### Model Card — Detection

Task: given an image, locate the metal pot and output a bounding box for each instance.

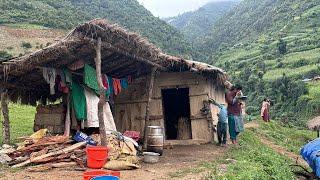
[143,152,160,164]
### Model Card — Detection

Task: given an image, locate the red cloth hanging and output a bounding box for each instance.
[112,78,121,95]
[102,74,109,90]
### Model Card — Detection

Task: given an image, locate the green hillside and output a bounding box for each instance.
[0,0,193,58]
[164,1,238,44]
[208,0,320,125]
[202,0,320,53]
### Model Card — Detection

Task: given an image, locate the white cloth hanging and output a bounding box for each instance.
[42,67,56,95]
[84,89,117,131]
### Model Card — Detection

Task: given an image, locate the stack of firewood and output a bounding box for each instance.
[6,135,87,171]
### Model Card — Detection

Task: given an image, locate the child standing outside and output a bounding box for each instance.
[209,99,228,147]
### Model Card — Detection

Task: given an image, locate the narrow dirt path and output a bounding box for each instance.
[245,121,308,168]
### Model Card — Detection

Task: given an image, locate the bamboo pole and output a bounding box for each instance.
[94,37,108,146]
[1,91,10,144]
[143,67,157,149]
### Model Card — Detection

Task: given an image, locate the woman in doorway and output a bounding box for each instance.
[261,98,271,122]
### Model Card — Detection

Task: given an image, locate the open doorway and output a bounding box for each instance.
[162,88,192,140]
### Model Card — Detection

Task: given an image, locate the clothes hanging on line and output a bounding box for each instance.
[71,81,87,121]
[112,78,121,95]
[83,88,117,131]
[84,88,99,127]
[84,64,100,93]
[120,78,129,89]
[63,68,72,84]
[43,67,56,95]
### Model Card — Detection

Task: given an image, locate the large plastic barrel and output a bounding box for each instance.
[147,126,164,155]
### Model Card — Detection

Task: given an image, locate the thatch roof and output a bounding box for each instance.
[0,19,227,105]
[307,116,320,130]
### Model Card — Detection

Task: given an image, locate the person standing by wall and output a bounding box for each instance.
[225,85,244,144]
[209,99,228,147]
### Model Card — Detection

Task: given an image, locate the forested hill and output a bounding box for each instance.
[164,1,238,43]
[0,0,193,58]
[202,0,320,53]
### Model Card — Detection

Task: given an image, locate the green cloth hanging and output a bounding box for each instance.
[84,64,99,93]
[71,81,87,121]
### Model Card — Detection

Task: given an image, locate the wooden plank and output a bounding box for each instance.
[191,118,211,142]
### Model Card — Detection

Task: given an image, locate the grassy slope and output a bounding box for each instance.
[0,104,36,144]
[0,0,193,58]
[0,25,64,57]
[170,120,314,179]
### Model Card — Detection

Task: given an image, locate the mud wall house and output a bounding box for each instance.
[0,19,227,144]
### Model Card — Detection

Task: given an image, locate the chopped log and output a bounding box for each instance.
[95,37,108,147]
[12,141,86,168]
[143,67,157,149]
[1,91,10,144]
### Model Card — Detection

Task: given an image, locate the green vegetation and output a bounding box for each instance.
[169,125,300,179]
[0,0,194,58]
[0,51,12,61]
[21,41,32,49]
[254,121,315,154]
[207,130,295,179]
[199,0,320,125]
[164,1,238,45]
[0,104,36,144]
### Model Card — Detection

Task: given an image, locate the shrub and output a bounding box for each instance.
[21,41,32,49]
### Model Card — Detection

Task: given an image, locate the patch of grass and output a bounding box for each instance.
[169,126,297,179]
[3,23,47,29]
[254,121,315,154]
[205,130,295,180]
[0,104,36,144]
[263,64,320,81]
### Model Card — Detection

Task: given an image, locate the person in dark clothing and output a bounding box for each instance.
[225,85,244,144]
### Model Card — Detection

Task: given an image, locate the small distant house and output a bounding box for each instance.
[0,19,227,144]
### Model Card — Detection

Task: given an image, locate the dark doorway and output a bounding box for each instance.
[162,88,192,140]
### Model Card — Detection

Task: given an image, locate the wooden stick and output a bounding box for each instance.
[12,141,86,168]
[143,67,157,149]
[95,37,108,147]
[64,93,71,136]
[1,91,10,144]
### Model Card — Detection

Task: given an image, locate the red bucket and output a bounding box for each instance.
[86,146,108,169]
[83,170,120,180]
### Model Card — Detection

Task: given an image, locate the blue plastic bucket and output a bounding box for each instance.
[91,175,119,180]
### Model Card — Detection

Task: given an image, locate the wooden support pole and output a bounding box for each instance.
[63,93,71,137]
[1,91,10,144]
[95,37,108,147]
[143,67,157,149]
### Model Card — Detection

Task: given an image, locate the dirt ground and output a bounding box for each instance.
[1,144,226,180]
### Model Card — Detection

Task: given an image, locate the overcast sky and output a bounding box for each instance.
[137,0,228,18]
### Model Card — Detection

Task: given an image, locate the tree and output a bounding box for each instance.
[277,39,287,55]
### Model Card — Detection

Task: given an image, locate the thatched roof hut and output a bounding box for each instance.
[0,19,226,106]
[308,116,320,131]
[0,19,228,144]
